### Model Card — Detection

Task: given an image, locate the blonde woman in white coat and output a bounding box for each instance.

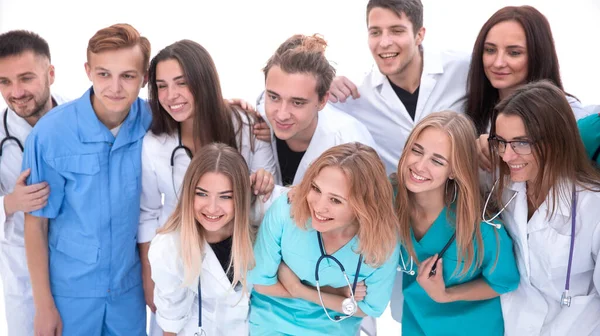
[487,81,600,335]
[149,143,284,336]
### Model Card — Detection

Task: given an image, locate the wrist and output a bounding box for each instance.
[34,294,56,311]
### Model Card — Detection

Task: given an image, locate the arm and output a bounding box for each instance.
[149,235,195,334]
[445,278,500,301]
[25,213,62,334]
[139,242,155,312]
[253,283,292,298]
[138,140,162,244]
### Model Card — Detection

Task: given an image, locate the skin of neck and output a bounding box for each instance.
[410,187,445,231]
[25,96,56,127]
[91,94,130,130]
[180,117,196,152]
[387,47,423,94]
[321,221,359,245]
[204,221,234,244]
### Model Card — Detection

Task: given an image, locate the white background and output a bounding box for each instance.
[0,0,599,334]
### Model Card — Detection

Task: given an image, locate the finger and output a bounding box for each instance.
[23,181,49,195]
[253,170,266,195]
[16,169,32,185]
[330,88,347,103]
[56,320,63,336]
[30,184,51,200]
[328,93,339,103]
[434,258,443,279]
[342,78,360,99]
[339,86,352,100]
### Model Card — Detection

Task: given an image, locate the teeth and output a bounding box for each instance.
[170,103,184,110]
[315,213,331,221]
[509,164,526,169]
[410,170,427,181]
[204,214,221,220]
[380,53,399,59]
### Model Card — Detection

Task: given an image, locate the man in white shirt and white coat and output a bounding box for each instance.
[0,30,67,336]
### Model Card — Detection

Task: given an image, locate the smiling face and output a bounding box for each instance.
[0,51,54,122]
[264,65,324,143]
[193,172,235,237]
[155,58,194,123]
[483,20,528,98]
[403,127,453,197]
[367,7,424,80]
[494,113,539,183]
[85,46,146,120]
[306,166,356,234]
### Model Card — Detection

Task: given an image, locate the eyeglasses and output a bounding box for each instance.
[488,136,533,155]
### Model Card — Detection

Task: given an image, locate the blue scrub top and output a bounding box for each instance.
[249,194,399,336]
[400,207,519,336]
[577,113,600,164]
[22,88,151,298]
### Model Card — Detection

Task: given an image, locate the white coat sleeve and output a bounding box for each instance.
[138,140,162,243]
[568,95,592,120]
[593,219,600,295]
[0,195,9,240]
[237,109,279,184]
[149,234,195,334]
[336,118,378,152]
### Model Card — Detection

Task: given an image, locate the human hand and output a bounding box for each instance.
[328,76,359,103]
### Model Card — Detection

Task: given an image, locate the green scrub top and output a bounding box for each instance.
[400,207,519,336]
[249,195,399,336]
[577,113,600,164]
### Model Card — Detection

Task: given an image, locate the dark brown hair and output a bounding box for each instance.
[366,0,423,34]
[0,30,51,61]
[148,39,254,152]
[489,80,600,216]
[466,6,567,135]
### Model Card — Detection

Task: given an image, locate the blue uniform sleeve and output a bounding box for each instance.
[480,222,520,294]
[357,244,400,317]
[21,131,65,218]
[249,194,290,286]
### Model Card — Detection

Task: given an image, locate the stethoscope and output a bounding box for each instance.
[314,231,363,322]
[170,123,192,199]
[195,279,206,336]
[397,233,455,276]
[0,108,24,157]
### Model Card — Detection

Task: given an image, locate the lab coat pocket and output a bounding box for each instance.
[55,236,100,265]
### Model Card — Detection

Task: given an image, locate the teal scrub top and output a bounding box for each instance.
[577,113,600,164]
[249,194,399,336]
[22,88,151,297]
[400,207,519,336]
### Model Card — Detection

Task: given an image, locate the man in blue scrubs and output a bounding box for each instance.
[22,24,152,335]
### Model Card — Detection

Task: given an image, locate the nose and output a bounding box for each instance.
[276,101,292,120]
[314,194,329,213]
[379,32,392,48]
[501,144,518,162]
[167,85,180,101]
[206,197,219,213]
[414,156,427,172]
[110,77,121,93]
[493,52,506,68]
[10,82,26,98]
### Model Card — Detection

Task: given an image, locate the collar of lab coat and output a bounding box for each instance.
[507,180,575,233]
[370,47,444,89]
[201,239,234,293]
[75,87,150,149]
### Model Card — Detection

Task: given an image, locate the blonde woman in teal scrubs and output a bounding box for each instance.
[393,111,520,336]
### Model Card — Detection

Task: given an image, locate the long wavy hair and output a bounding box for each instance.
[395,111,484,276]
[157,143,255,293]
[290,142,398,267]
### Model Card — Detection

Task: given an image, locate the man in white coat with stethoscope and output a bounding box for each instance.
[0,30,68,336]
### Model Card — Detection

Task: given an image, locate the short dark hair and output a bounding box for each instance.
[366,0,424,34]
[0,30,51,61]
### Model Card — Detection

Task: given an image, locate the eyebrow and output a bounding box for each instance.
[312,181,348,201]
[413,143,449,162]
[495,135,530,141]
[156,75,185,82]
[94,67,139,74]
[266,89,309,103]
[196,187,233,195]
[484,42,525,49]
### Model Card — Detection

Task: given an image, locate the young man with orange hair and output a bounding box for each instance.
[22,24,152,335]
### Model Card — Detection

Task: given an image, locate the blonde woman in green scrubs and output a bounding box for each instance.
[392,111,520,336]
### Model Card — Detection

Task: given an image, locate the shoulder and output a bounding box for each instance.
[319,106,370,133]
[133,98,152,129]
[30,99,79,140]
[149,231,180,262]
[143,130,173,149]
[577,112,600,130]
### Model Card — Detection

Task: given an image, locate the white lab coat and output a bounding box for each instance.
[331,48,470,174]
[0,95,68,336]
[140,110,278,335]
[148,186,287,335]
[256,92,377,185]
[500,181,600,335]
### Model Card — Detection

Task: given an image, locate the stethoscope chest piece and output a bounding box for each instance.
[561,290,571,307]
[341,297,357,315]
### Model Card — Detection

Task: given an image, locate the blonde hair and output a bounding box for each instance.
[158,143,255,293]
[395,111,485,276]
[291,142,398,267]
